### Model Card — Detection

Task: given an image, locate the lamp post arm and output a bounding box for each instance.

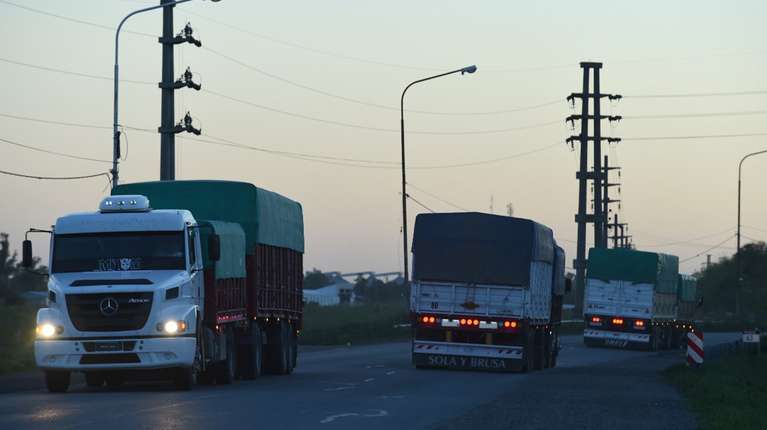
[400,67,474,119]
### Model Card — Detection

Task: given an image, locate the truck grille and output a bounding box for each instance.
[66,292,153,332]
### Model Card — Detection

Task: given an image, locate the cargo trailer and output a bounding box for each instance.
[410,212,569,372]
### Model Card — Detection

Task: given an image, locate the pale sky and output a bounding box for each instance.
[1,0,765,275]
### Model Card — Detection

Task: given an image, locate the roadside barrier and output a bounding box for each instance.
[686,330,704,367]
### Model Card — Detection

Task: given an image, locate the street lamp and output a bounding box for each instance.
[111,0,220,187]
[735,148,767,314]
[399,65,477,285]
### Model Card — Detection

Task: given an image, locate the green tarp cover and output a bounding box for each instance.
[587,247,679,293]
[199,220,246,279]
[113,180,304,253]
[678,274,698,302]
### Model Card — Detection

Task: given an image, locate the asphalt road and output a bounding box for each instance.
[0,333,739,430]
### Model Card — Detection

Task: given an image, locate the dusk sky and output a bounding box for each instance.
[1,0,765,274]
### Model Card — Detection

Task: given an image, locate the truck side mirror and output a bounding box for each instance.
[22,239,33,268]
[208,234,220,262]
[565,277,573,294]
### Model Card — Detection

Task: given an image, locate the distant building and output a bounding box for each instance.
[303,275,355,306]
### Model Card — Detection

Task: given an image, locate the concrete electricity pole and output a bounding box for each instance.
[565,62,621,316]
[158,3,204,180]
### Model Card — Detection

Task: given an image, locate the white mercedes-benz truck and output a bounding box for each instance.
[25,180,305,393]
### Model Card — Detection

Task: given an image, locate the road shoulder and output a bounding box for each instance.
[435,350,696,430]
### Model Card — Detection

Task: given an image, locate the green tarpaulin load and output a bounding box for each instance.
[199,220,246,279]
[113,180,304,253]
[587,247,679,294]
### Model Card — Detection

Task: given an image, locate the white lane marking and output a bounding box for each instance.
[320,409,389,424]
[363,378,375,383]
[377,395,405,400]
[323,386,355,392]
[385,370,396,376]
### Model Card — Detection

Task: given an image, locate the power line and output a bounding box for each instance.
[642,227,736,247]
[201,88,563,135]
[0,112,110,130]
[741,234,765,243]
[406,183,470,211]
[0,57,154,85]
[0,168,110,181]
[625,110,767,120]
[406,194,436,213]
[623,132,767,141]
[0,110,562,169]
[0,136,112,164]
[0,0,154,37]
[202,46,565,116]
[0,53,563,135]
[624,90,767,99]
[679,234,735,263]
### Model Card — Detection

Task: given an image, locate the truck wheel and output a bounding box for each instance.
[542,331,552,369]
[104,372,125,388]
[240,322,263,380]
[264,320,290,375]
[217,328,237,384]
[85,372,104,388]
[285,323,296,374]
[173,367,195,391]
[522,331,535,372]
[533,328,545,370]
[45,370,70,393]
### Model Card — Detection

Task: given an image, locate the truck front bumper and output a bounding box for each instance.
[35,335,196,371]
[412,340,524,371]
[584,329,650,349]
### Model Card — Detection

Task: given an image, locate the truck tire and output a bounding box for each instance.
[533,328,545,371]
[522,331,535,372]
[45,370,70,393]
[240,322,263,380]
[85,372,104,388]
[173,367,195,391]
[264,320,290,375]
[217,327,237,384]
[286,323,296,374]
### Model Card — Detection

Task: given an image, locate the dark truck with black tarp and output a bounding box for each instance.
[409,212,569,372]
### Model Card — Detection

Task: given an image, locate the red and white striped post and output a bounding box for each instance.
[686,330,704,367]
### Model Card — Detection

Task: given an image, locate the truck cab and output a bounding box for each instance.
[31,195,210,392]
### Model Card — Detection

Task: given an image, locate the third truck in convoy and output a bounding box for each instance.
[409,212,569,372]
[583,247,700,350]
[28,180,303,392]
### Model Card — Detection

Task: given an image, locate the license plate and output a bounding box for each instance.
[93,342,123,352]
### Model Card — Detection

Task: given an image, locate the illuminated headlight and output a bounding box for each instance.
[36,323,62,338]
[158,320,187,334]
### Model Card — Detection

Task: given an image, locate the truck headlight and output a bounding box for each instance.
[36,323,62,338]
[158,320,187,334]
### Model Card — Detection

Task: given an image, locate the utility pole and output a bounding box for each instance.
[158,3,203,181]
[566,62,621,316]
[601,155,622,247]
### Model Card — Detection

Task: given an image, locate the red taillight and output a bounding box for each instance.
[422,316,429,324]
[428,316,436,323]
[634,320,645,328]
[503,321,510,328]
[612,318,624,325]
[460,318,467,325]
[591,316,602,324]
[473,319,480,326]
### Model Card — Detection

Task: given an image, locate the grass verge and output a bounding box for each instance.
[300,301,410,345]
[0,303,37,375]
[664,344,767,430]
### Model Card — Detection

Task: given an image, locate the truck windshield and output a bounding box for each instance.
[52,231,185,273]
